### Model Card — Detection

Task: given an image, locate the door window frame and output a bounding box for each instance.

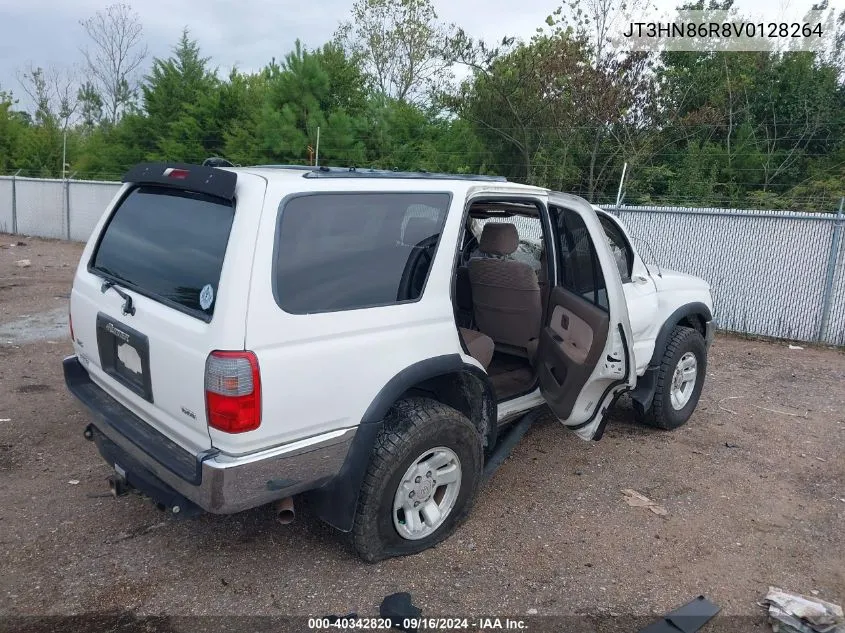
[451,193,554,405]
[549,204,610,312]
[452,194,556,312]
[597,212,635,284]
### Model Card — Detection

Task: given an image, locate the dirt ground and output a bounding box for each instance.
[0,235,843,632]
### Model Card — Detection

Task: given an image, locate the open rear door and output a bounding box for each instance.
[536,194,635,440]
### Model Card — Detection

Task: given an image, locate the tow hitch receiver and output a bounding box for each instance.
[84,424,202,518]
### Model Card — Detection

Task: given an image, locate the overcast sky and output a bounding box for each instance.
[1,0,841,113]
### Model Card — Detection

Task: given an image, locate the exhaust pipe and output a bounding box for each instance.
[273,496,295,525]
[108,474,127,497]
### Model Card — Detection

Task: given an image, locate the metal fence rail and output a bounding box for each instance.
[0,175,842,346]
[0,175,119,240]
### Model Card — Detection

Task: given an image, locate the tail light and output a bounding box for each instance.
[204,351,261,433]
[163,167,190,180]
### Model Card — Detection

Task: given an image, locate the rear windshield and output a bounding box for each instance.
[274,192,451,313]
[90,186,235,321]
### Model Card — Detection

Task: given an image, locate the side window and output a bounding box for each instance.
[274,192,450,314]
[599,215,633,283]
[556,207,608,311]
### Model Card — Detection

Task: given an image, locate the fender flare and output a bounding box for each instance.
[630,302,713,414]
[304,354,496,532]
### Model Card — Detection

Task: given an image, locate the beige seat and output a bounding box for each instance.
[459,328,494,369]
[468,223,542,358]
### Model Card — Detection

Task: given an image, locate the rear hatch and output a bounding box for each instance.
[70,165,266,455]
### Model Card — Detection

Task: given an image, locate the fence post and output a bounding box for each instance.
[65,175,72,240]
[615,162,627,210]
[11,169,20,234]
[817,197,845,342]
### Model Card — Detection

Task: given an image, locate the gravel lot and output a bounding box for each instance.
[1,235,843,632]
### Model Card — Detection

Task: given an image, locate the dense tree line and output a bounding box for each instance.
[1,0,843,210]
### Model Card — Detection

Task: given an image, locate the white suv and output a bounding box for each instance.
[65,162,714,561]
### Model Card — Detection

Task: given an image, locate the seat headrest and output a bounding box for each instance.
[479,223,519,256]
[402,217,440,245]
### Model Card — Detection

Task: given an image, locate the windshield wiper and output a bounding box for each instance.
[101,280,136,316]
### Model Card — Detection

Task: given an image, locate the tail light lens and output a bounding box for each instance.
[204,351,261,433]
[163,167,190,180]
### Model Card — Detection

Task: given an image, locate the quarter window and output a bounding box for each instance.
[274,193,451,314]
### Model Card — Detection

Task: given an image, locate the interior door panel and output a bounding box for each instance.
[550,305,594,364]
[536,196,635,436]
[537,287,609,419]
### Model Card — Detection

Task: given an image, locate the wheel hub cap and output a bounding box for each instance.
[393,447,462,541]
[414,479,433,500]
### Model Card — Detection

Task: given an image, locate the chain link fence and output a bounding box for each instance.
[0,175,842,346]
[0,175,119,240]
[608,205,844,347]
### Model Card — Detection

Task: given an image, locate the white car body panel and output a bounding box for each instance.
[70,174,268,455]
[594,208,713,374]
[237,179,543,456]
[69,167,712,484]
[544,194,636,440]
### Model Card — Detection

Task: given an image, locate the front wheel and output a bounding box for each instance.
[638,326,707,430]
[352,398,483,562]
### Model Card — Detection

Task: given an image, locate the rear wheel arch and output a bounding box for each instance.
[402,367,497,455]
[305,355,495,532]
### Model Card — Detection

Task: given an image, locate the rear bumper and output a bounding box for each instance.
[63,356,355,514]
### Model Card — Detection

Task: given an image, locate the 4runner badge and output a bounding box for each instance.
[104,323,130,343]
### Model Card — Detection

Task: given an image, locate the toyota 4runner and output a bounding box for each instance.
[64,162,714,561]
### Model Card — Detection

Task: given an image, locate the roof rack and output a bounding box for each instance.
[253,164,314,171]
[253,164,508,182]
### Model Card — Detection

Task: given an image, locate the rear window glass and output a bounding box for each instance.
[90,186,235,321]
[274,192,451,314]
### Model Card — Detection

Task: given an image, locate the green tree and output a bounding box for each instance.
[0,88,29,172]
[141,30,221,162]
[335,0,453,103]
[227,42,369,166]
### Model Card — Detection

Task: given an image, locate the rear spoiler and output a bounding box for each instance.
[122,163,237,201]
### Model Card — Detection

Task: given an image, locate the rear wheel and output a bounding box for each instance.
[638,326,707,430]
[352,397,483,562]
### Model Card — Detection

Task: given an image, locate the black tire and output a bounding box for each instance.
[638,326,707,430]
[352,397,483,563]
